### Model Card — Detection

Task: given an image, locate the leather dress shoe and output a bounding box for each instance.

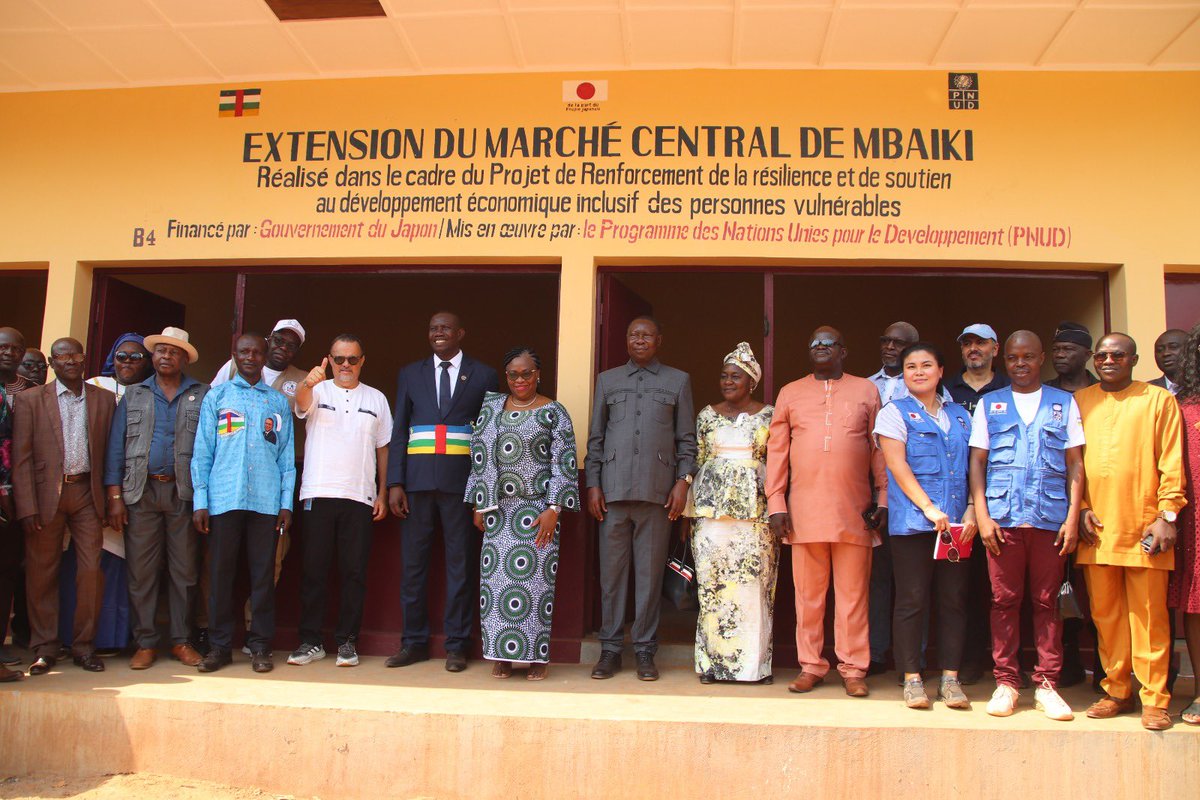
[197,649,232,673]
[590,651,621,679]
[843,676,869,697]
[130,648,157,670]
[28,656,55,676]
[1087,695,1136,719]
[1141,706,1172,731]
[0,664,23,682]
[385,644,429,668]
[251,652,273,673]
[171,644,202,667]
[73,653,106,672]
[788,671,824,693]
[636,652,659,681]
[445,651,467,672]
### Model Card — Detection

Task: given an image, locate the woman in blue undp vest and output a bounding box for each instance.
[874,343,976,711]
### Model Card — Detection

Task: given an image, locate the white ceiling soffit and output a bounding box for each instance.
[0,0,1197,93]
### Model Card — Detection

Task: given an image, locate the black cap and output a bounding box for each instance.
[1053,321,1092,349]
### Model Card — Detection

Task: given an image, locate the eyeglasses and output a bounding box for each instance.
[269,333,299,351]
[1093,351,1129,363]
[51,353,85,364]
[114,352,147,363]
[810,337,840,349]
[506,370,538,381]
[939,530,961,562]
[329,355,362,365]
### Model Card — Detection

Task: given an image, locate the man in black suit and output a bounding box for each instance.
[1150,328,1187,395]
[386,312,498,672]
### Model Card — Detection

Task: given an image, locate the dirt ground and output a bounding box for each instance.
[0,774,320,800]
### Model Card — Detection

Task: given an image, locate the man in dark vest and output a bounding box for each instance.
[104,327,208,670]
[386,312,498,672]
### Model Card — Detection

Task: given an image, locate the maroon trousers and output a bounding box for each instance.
[987,526,1066,688]
[25,480,104,658]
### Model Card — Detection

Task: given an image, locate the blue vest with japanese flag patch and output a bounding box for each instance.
[980,385,1072,529]
[886,395,973,536]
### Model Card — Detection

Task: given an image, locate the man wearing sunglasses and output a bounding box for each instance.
[1074,333,1185,731]
[17,348,47,386]
[767,326,887,697]
[287,335,391,668]
[12,337,115,675]
[103,327,207,670]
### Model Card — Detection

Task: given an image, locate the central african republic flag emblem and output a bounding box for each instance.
[217,409,246,436]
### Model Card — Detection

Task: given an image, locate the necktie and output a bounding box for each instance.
[439,360,452,411]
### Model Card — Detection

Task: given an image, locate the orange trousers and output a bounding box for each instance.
[792,542,872,679]
[1084,564,1171,709]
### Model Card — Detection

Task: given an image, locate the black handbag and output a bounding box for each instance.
[663,537,697,611]
[1057,557,1084,620]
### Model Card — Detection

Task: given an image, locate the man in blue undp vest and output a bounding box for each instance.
[386,312,498,672]
[968,331,1084,721]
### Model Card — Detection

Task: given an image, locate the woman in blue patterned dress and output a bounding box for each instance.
[466,347,579,680]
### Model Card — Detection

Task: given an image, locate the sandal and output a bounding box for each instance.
[490,661,513,679]
[527,663,548,681]
[1182,700,1200,726]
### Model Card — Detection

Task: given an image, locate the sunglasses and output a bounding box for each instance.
[51,353,86,364]
[810,336,840,349]
[114,352,147,363]
[506,370,538,381]
[329,355,362,366]
[939,530,961,563]
[1093,352,1129,363]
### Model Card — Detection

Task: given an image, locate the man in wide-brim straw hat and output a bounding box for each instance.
[103,326,209,670]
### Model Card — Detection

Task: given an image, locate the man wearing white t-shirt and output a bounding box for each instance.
[968,331,1084,721]
[287,335,391,668]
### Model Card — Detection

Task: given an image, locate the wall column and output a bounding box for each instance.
[557,254,597,435]
[39,258,93,353]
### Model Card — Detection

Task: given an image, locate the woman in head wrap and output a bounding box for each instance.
[86,333,151,401]
[61,333,150,656]
[686,342,777,684]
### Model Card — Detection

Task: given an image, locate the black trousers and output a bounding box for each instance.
[0,515,29,645]
[892,532,970,674]
[207,511,278,654]
[298,498,373,647]
[401,490,473,652]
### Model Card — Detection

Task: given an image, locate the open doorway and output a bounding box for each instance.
[0,270,48,348]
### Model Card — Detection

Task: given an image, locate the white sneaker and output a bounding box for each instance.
[986,684,1019,717]
[1034,682,1074,721]
[286,643,325,666]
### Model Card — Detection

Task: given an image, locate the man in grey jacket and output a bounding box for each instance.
[104,327,208,670]
[585,316,697,681]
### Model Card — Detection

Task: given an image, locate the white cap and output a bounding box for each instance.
[957,323,998,343]
[272,319,305,345]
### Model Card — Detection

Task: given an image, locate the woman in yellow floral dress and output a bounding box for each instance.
[687,343,777,684]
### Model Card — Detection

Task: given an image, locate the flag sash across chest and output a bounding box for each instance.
[408,424,471,455]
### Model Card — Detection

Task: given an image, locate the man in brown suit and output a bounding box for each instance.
[12,337,114,675]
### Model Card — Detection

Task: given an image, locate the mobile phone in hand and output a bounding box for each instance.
[1140,532,1156,554]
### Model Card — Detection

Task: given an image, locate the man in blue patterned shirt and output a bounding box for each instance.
[191,334,295,674]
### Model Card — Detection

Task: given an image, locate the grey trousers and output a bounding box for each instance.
[598,500,671,655]
[125,480,197,649]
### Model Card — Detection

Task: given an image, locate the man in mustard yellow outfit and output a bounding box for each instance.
[1076,333,1185,731]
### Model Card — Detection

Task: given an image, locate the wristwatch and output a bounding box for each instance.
[1159,510,1178,524]
[678,474,693,485]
